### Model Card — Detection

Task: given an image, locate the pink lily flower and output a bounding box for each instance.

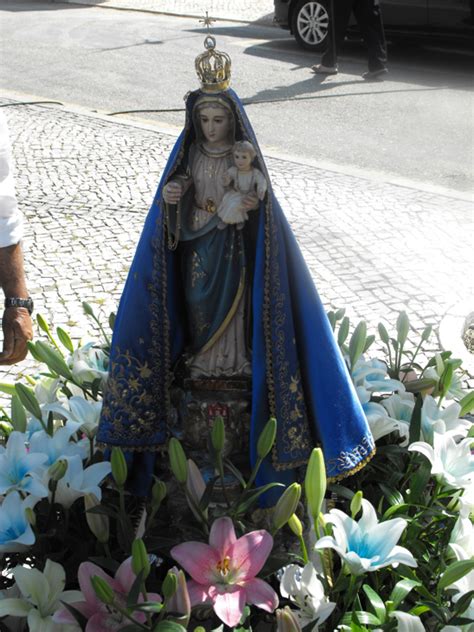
[53,557,161,631]
[171,516,279,627]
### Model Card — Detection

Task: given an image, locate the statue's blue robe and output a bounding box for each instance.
[97,89,375,502]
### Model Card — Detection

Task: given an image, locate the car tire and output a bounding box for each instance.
[291,0,330,52]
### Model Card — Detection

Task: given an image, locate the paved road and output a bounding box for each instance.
[1,0,473,192]
[0,98,472,400]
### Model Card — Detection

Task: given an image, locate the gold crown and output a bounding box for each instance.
[195,34,232,93]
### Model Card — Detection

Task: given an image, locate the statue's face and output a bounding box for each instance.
[197,106,231,148]
[234,150,252,171]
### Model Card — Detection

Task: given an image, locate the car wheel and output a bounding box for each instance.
[292,0,330,52]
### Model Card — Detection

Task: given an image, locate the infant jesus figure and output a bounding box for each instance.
[217,140,267,230]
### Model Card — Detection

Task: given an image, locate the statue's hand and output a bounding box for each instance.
[241,192,259,211]
[163,181,183,204]
[221,173,232,186]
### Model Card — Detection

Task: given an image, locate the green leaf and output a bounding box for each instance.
[363,334,375,353]
[382,503,411,519]
[379,483,404,506]
[15,383,42,421]
[10,395,27,433]
[397,311,410,345]
[408,393,423,445]
[459,391,474,416]
[438,559,474,591]
[334,307,346,321]
[60,601,88,629]
[362,584,386,620]
[327,311,336,330]
[127,569,145,609]
[378,322,389,345]
[26,341,43,362]
[56,327,74,353]
[35,341,73,380]
[349,321,367,368]
[234,482,285,515]
[439,362,454,398]
[199,476,217,511]
[129,601,163,613]
[109,312,116,331]
[390,578,421,609]
[408,460,432,503]
[452,590,474,616]
[0,382,16,396]
[338,316,350,347]
[341,611,381,625]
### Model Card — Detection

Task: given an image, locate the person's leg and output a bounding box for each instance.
[319,0,354,68]
[353,0,387,74]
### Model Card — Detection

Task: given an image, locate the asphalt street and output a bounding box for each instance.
[1,0,473,192]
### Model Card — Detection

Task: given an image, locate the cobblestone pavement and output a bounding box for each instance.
[53,0,275,24]
[0,98,472,402]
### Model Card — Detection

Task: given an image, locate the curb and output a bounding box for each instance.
[2,91,472,203]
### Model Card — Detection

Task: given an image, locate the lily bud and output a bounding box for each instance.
[151,480,167,509]
[24,507,36,527]
[287,513,303,538]
[276,606,302,632]
[305,448,326,522]
[132,538,151,580]
[350,491,363,518]
[257,417,277,459]
[272,483,301,532]
[48,458,68,482]
[91,575,115,605]
[167,567,191,627]
[84,493,109,544]
[111,447,127,487]
[162,571,178,601]
[168,438,187,484]
[211,416,225,453]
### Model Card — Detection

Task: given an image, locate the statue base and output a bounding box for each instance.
[170,376,252,496]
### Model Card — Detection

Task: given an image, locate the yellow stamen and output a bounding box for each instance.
[216,556,231,575]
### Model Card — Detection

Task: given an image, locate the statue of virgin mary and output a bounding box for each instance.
[97,35,375,499]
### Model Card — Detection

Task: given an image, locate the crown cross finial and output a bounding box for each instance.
[199,11,216,33]
[194,14,232,93]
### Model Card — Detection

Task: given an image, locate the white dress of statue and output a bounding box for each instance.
[217,141,267,230]
[163,102,259,378]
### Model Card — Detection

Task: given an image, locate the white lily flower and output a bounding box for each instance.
[381,392,416,445]
[67,342,108,386]
[34,377,62,406]
[443,543,474,623]
[355,387,400,442]
[51,396,102,439]
[29,426,88,466]
[390,611,426,631]
[279,563,335,630]
[52,455,111,508]
[315,499,417,576]
[0,492,39,553]
[0,432,48,497]
[409,432,474,491]
[449,507,474,558]
[0,560,81,631]
[351,357,405,394]
[421,396,471,444]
